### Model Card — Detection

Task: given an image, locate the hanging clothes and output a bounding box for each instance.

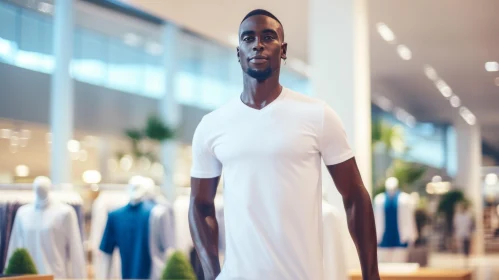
[374,191,417,247]
[6,200,87,278]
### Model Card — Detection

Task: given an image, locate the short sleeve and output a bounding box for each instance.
[319,103,354,165]
[190,117,222,178]
[99,213,116,255]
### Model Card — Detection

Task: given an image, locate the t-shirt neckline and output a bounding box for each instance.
[238,87,287,112]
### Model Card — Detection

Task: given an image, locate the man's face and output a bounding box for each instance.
[238,15,287,81]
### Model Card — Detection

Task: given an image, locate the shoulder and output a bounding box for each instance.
[200,97,240,126]
[17,204,34,215]
[374,193,386,204]
[283,88,326,108]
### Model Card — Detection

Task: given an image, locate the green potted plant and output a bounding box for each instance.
[4,248,38,275]
[161,251,196,280]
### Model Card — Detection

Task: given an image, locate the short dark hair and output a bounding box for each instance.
[241,9,282,27]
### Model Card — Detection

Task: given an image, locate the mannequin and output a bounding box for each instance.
[7,176,87,278]
[322,195,348,280]
[100,177,173,280]
[374,177,417,263]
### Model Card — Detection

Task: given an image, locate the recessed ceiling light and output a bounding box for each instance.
[145,42,163,56]
[67,140,80,153]
[485,173,498,186]
[435,80,452,98]
[376,23,396,43]
[1,129,11,139]
[396,45,412,60]
[459,107,476,125]
[424,65,438,81]
[485,61,499,72]
[450,95,461,108]
[373,95,393,111]
[123,33,142,47]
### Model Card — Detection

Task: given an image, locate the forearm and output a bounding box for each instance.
[344,187,380,280]
[189,200,220,279]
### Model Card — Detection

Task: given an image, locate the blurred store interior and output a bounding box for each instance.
[0,0,499,279]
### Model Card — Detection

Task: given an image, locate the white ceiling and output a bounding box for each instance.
[124,0,499,151]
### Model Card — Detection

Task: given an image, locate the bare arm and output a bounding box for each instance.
[188,176,221,280]
[327,157,380,280]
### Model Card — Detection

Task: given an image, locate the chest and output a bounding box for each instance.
[212,115,319,164]
[20,208,65,237]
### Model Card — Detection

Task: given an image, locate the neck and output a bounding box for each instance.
[35,195,50,209]
[241,72,282,109]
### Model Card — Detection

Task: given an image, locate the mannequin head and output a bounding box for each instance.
[128,175,147,205]
[385,177,399,195]
[142,177,156,200]
[33,176,52,200]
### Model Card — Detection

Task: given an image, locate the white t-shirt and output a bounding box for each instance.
[191,88,354,280]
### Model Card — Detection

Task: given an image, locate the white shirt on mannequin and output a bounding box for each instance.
[191,88,353,280]
[6,199,87,278]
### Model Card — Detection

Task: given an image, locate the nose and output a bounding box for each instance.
[252,38,264,52]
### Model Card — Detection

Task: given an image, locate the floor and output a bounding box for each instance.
[428,253,499,280]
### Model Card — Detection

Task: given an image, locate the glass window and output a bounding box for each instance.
[72,28,108,85]
[107,39,143,94]
[0,2,18,64]
[143,53,164,98]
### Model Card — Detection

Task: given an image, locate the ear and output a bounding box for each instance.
[281,42,288,60]
[237,47,240,61]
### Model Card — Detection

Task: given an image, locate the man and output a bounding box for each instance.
[189,9,380,280]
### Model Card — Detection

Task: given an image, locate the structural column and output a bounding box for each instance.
[309,0,371,270]
[50,0,74,185]
[160,23,182,202]
[455,121,484,255]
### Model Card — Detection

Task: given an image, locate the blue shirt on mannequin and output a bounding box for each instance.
[379,191,408,248]
[100,201,155,279]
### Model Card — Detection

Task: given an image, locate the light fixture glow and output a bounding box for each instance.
[123,33,142,47]
[459,107,476,125]
[120,155,134,171]
[424,65,438,81]
[1,129,11,139]
[37,2,53,14]
[20,129,31,140]
[485,61,499,72]
[397,45,412,60]
[145,42,163,55]
[435,80,453,98]
[15,165,30,177]
[67,140,80,153]
[450,95,461,108]
[82,170,102,184]
[376,23,396,42]
[485,173,498,186]
[373,95,393,111]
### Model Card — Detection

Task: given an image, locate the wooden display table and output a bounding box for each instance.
[349,268,472,280]
[1,276,53,280]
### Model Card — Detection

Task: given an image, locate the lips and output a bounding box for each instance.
[249,55,269,64]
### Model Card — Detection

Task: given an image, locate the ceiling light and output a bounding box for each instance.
[450,95,461,107]
[67,140,80,153]
[485,61,499,72]
[376,23,396,43]
[1,129,11,139]
[459,107,476,125]
[485,173,498,186]
[397,45,412,60]
[435,80,453,98]
[123,33,142,47]
[82,170,102,184]
[424,65,438,81]
[373,95,393,111]
[145,42,163,56]
[15,165,30,177]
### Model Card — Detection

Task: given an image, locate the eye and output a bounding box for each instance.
[242,36,254,42]
[264,35,275,41]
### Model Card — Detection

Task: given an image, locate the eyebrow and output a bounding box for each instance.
[240,29,280,39]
